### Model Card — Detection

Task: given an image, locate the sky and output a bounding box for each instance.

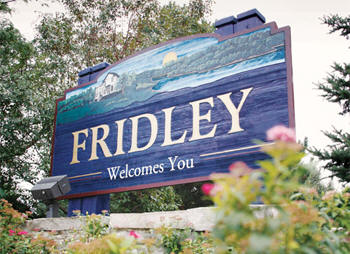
[6,0,350,166]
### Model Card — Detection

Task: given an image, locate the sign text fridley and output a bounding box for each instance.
[51,23,294,198]
[70,88,252,164]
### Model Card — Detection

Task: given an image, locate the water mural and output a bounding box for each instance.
[57,27,285,125]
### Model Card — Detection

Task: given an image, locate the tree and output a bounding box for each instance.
[34,0,213,90]
[311,14,350,183]
[110,186,182,213]
[0,1,54,213]
[1,0,214,214]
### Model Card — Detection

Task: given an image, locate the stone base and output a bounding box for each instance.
[25,205,277,252]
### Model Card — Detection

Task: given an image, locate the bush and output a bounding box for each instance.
[204,125,350,253]
[67,233,138,254]
[72,210,110,243]
[0,199,56,253]
[156,226,213,254]
[3,125,350,254]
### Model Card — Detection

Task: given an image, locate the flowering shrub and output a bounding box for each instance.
[156,226,213,254]
[0,199,56,253]
[129,230,140,239]
[180,230,213,254]
[67,211,213,254]
[66,212,146,253]
[67,233,138,254]
[266,125,296,142]
[72,210,110,242]
[201,183,215,196]
[3,124,350,254]
[205,126,350,253]
[315,189,350,238]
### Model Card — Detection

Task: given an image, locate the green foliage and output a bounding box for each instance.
[311,14,350,183]
[0,1,69,215]
[180,231,213,254]
[174,182,213,209]
[67,225,213,254]
[301,161,333,194]
[67,211,141,253]
[64,211,214,253]
[208,140,350,253]
[72,210,110,242]
[0,199,57,253]
[110,186,182,213]
[323,14,350,39]
[34,0,214,90]
[158,226,184,253]
[316,189,350,234]
[318,62,350,115]
[129,0,214,48]
[2,0,214,214]
[67,233,138,254]
[156,226,213,254]
[312,128,350,182]
[0,3,10,14]
[0,17,48,214]
[65,210,214,253]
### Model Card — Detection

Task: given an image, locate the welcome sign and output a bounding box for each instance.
[51,22,294,199]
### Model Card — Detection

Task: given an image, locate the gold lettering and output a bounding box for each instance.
[70,128,88,164]
[114,119,126,156]
[162,106,187,146]
[129,113,158,153]
[217,87,253,133]
[89,124,112,161]
[189,97,217,141]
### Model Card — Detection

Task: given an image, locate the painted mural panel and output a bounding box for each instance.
[51,23,294,198]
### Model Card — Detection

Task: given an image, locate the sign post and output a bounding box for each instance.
[50,9,294,216]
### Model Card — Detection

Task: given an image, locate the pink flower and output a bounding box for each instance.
[17,231,28,235]
[322,190,337,201]
[229,161,249,172]
[266,125,296,142]
[201,183,215,196]
[129,230,140,239]
[228,161,253,178]
[210,184,223,196]
[9,229,15,236]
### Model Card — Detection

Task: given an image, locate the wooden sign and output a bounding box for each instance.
[51,22,294,199]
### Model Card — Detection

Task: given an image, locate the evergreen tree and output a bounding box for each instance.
[311,14,350,183]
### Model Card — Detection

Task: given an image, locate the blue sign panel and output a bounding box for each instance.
[51,23,294,198]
